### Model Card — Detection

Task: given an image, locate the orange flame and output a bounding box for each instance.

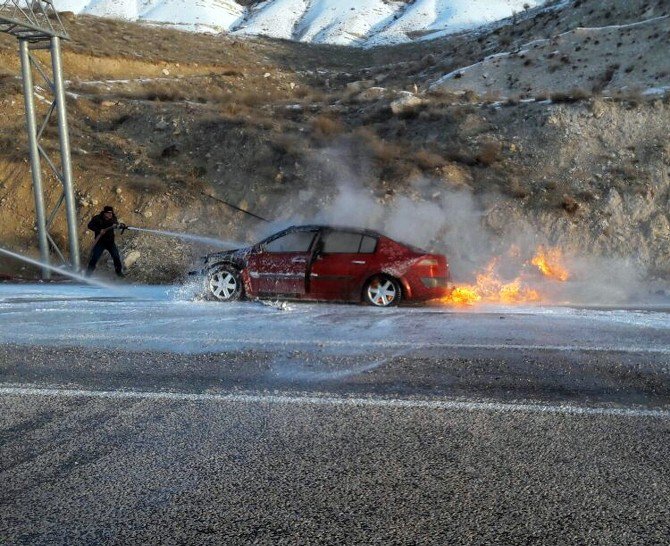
[531,246,569,282]
[448,286,482,305]
[442,246,570,307]
[442,257,541,306]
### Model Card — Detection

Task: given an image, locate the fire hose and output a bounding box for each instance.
[87,223,129,268]
[90,223,128,248]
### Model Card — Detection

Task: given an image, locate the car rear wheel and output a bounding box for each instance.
[363,275,401,307]
[207,265,243,302]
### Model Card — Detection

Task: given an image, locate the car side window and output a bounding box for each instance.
[322,232,363,254]
[359,235,377,254]
[265,231,316,253]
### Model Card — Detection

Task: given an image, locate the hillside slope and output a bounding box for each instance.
[431,16,670,98]
[0,0,669,286]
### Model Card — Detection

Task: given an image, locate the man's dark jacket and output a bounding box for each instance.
[88,212,118,245]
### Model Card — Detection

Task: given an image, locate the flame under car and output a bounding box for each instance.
[192,225,452,307]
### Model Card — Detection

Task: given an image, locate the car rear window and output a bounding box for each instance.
[321,232,378,254]
[322,232,362,253]
[360,235,377,254]
[266,231,316,253]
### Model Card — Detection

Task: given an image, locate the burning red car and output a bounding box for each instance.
[193,225,452,307]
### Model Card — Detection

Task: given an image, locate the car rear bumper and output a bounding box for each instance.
[421,277,450,289]
[405,278,453,301]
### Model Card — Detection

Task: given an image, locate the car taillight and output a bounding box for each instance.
[417,258,439,266]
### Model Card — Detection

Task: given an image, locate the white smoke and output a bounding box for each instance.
[265,144,664,305]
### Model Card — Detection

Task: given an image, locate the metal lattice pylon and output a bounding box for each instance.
[0,1,67,40]
[0,1,79,278]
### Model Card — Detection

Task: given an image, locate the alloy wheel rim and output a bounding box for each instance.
[368,279,396,307]
[210,271,237,300]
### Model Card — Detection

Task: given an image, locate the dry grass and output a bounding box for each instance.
[561,194,580,214]
[0,76,20,95]
[612,162,646,181]
[79,78,226,103]
[238,89,273,107]
[610,87,646,105]
[440,145,478,167]
[424,89,464,104]
[506,176,531,198]
[476,141,503,167]
[481,90,504,103]
[57,13,371,74]
[414,149,447,170]
[355,127,403,163]
[550,88,591,103]
[310,115,345,140]
[75,76,293,110]
[60,50,225,81]
[271,133,304,156]
[0,67,20,95]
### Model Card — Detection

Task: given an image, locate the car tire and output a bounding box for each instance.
[206,264,243,302]
[363,275,402,307]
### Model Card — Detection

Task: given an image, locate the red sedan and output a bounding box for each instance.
[194,225,452,307]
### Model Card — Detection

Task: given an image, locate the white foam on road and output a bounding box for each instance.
[2,384,668,419]
[1,284,669,355]
[99,337,669,355]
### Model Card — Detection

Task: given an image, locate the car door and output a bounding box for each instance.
[309,230,377,300]
[246,228,317,297]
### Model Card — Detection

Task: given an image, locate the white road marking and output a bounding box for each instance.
[1,385,669,419]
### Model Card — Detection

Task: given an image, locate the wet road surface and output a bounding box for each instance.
[1,284,669,544]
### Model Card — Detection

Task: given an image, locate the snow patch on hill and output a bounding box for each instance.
[370,0,544,45]
[141,0,244,32]
[232,0,306,41]
[291,0,398,46]
[53,0,547,46]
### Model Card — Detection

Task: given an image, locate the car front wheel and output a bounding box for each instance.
[363,275,401,307]
[207,265,243,302]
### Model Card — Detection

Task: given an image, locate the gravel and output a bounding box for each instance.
[2,393,669,545]
[1,342,670,544]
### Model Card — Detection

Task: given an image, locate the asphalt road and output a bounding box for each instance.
[1,284,670,544]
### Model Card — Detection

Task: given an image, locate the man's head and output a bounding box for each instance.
[102,206,114,219]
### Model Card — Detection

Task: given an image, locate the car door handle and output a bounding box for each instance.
[352,260,366,265]
[292,257,307,264]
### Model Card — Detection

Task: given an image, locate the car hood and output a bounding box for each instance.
[203,246,252,263]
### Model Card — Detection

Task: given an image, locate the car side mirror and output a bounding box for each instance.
[314,240,324,256]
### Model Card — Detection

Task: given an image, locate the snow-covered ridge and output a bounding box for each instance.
[54,0,546,46]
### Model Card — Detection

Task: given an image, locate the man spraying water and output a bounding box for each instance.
[86,206,127,278]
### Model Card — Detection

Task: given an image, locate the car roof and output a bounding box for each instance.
[263,225,429,253]
[287,225,383,238]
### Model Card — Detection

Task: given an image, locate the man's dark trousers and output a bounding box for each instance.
[87,242,123,276]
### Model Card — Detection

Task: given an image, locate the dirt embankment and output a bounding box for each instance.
[0,6,668,283]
